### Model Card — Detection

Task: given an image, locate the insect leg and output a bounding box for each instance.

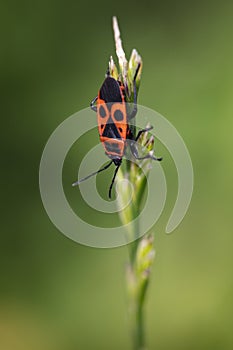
[72,160,113,187]
[130,140,162,162]
[109,164,121,199]
[135,126,154,142]
[90,96,98,112]
[134,152,163,161]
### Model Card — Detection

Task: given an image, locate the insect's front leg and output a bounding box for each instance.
[90,96,98,112]
[135,126,154,141]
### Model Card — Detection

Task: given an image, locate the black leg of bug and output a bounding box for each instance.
[72,160,113,187]
[108,163,121,199]
[130,143,163,161]
[130,126,163,161]
[90,96,98,112]
[135,126,154,142]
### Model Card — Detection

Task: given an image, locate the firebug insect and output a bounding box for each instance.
[72,64,162,198]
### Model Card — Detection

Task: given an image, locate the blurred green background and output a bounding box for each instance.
[1,0,233,349]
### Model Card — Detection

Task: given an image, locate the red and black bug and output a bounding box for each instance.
[72,64,162,198]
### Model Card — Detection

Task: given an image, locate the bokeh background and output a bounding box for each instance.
[1,0,233,349]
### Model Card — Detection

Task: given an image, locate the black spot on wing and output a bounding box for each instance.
[114,109,124,121]
[99,105,106,118]
[99,77,123,103]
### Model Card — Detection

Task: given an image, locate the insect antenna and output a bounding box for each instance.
[108,164,121,199]
[72,160,113,187]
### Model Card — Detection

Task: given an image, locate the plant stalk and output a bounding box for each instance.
[111,16,156,350]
